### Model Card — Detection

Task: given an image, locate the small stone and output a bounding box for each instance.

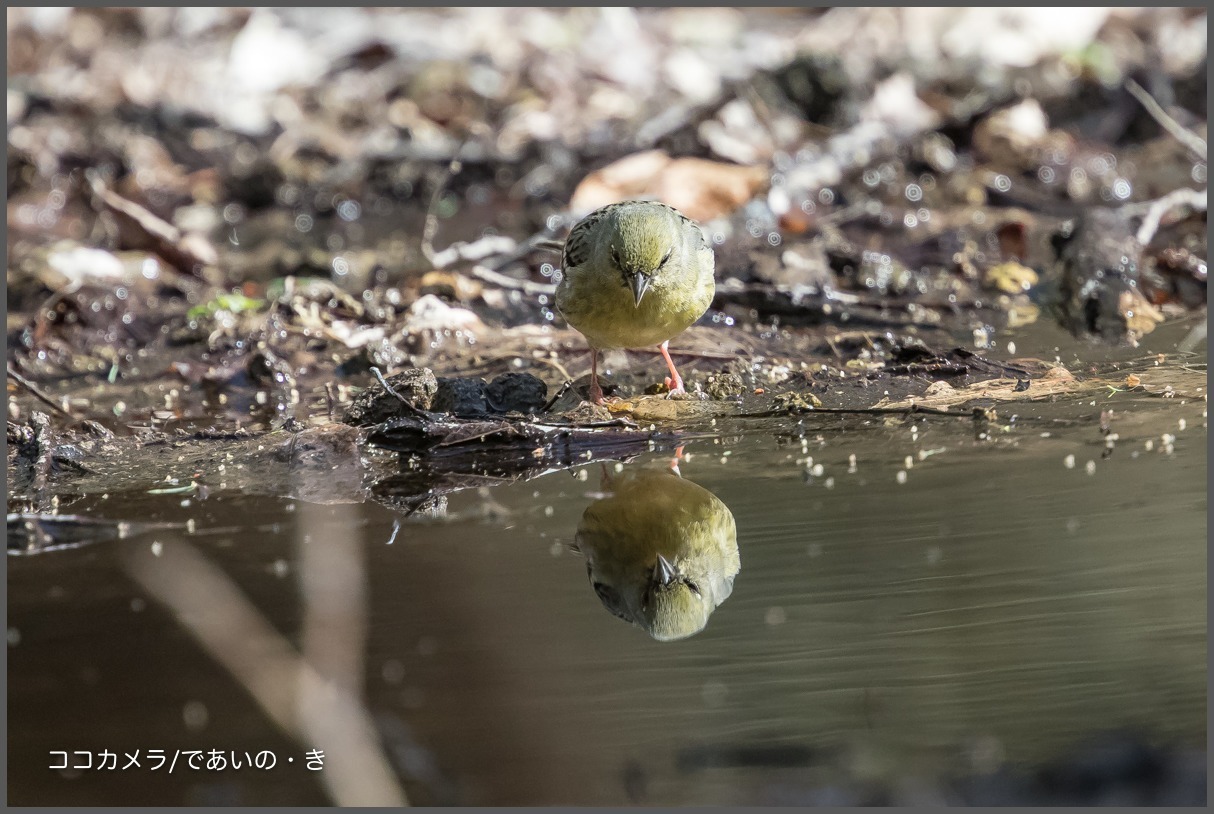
[432,377,490,417]
[485,372,548,414]
[705,372,745,400]
[342,368,438,426]
[559,401,613,424]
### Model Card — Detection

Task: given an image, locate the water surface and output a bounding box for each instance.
[8,389,1207,805]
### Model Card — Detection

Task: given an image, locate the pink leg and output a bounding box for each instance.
[668,444,686,476]
[659,341,685,395]
[588,347,604,404]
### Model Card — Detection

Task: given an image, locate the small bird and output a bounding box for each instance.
[574,463,739,642]
[556,200,716,403]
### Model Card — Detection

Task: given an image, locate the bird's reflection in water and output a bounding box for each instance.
[574,456,739,641]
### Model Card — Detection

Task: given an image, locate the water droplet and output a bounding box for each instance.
[183,700,208,731]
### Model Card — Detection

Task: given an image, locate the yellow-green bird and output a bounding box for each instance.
[574,464,739,642]
[556,200,716,403]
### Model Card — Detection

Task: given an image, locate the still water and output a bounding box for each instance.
[7,392,1207,805]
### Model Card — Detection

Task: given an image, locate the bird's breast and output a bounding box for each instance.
[557,259,714,350]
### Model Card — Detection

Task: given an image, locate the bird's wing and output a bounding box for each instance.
[713,572,736,605]
[562,204,615,270]
[592,579,635,623]
[667,204,712,254]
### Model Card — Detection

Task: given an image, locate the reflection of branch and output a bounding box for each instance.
[298,501,364,695]
[123,538,408,806]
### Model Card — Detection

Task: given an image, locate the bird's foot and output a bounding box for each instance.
[662,377,689,399]
[668,444,686,476]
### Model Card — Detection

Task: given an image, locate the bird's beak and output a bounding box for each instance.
[631,272,651,307]
[653,554,677,586]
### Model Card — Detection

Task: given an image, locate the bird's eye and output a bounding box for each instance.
[660,249,673,266]
[686,580,702,598]
[610,246,621,266]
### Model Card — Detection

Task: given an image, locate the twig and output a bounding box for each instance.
[477,232,566,270]
[531,238,565,254]
[420,148,466,268]
[1177,319,1207,355]
[429,235,518,269]
[732,403,989,419]
[1125,78,1207,160]
[86,171,218,277]
[465,263,556,296]
[324,382,337,422]
[540,380,573,412]
[1134,187,1208,246]
[7,362,77,418]
[369,366,436,419]
[533,417,642,430]
[28,278,82,347]
[632,347,747,362]
[527,354,574,382]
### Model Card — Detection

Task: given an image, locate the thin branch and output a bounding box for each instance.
[1125,78,1207,160]
[733,403,989,419]
[540,380,573,412]
[369,366,438,419]
[1177,319,1207,355]
[465,263,557,296]
[530,238,565,254]
[7,362,78,418]
[420,149,465,268]
[1135,187,1208,246]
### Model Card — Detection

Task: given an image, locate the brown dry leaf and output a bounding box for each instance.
[984,261,1039,294]
[874,358,1205,411]
[1006,302,1040,329]
[873,361,1095,410]
[569,149,768,222]
[1119,288,1165,342]
[1132,367,1206,400]
[604,396,725,422]
[419,270,484,302]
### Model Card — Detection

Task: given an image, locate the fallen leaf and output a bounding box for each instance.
[1119,288,1165,341]
[570,149,768,222]
[420,270,484,302]
[604,395,724,422]
[984,261,1039,294]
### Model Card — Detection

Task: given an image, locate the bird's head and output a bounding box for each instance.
[608,205,680,306]
[641,554,711,641]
